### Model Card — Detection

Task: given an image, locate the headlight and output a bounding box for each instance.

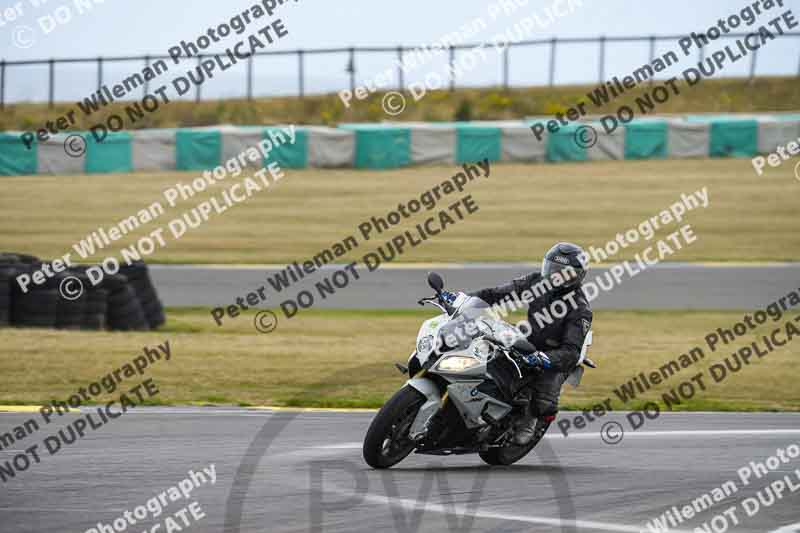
[435,355,481,372]
[417,335,434,354]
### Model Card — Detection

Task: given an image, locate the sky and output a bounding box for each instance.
[1,0,799,103]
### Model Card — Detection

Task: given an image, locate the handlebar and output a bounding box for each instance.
[417,294,454,314]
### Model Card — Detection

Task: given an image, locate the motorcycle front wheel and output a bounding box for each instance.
[363,385,425,469]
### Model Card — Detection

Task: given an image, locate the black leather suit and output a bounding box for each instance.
[470,272,592,416]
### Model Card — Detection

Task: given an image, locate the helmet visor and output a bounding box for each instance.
[541,257,578,286]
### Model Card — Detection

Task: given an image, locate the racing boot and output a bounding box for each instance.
[513,414,555,446]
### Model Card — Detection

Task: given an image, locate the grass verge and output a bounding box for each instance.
[1,159,797,264]
[0,308,797,411]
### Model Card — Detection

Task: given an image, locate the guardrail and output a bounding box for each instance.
[2,32,800,108]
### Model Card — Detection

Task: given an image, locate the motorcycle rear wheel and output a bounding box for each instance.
[363,385,425,469]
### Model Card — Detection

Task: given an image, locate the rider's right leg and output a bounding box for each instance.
[513,369,566,445]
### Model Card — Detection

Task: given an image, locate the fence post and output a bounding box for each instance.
[648,36,656,85]
[0,60,5,110]
[247,54,253,100]
[397,45,404,90]
[503,44,510,90]
[449,45,455,92]
[598,35,606,83]
[143,56,150,96]
[797,41,800,76]
[196,55,202,102]
[348,47,355,95]
[48,58,54,109]
[549,37,557,86]
[298,50,304,98]
[749,45,758,83]
[698,35,704,64]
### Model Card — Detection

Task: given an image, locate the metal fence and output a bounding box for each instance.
[2,32,800,109]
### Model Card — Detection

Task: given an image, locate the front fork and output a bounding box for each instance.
[406,377,443,441]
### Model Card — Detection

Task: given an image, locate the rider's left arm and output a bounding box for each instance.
[469,273,540,306]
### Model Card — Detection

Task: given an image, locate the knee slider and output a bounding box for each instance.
[534,397,558,417]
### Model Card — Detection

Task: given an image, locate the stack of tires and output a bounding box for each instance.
[104,273,149,331]
[57,266,107,331]
[82,276,108,331]
[120,261,166,329]
[2,254,60,329]
[0,264,14,327]
[0,253,165,331]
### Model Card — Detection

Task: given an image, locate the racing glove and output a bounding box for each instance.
[440,290,457,305]
[520,351,553,370]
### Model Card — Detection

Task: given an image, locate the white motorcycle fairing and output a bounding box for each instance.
[405,292,520,438]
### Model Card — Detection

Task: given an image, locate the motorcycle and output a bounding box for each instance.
[363,272,595,469]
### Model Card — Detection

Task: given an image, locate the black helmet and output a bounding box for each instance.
[541,242,587,290]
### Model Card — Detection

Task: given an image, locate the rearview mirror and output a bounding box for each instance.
[427,272,444,293]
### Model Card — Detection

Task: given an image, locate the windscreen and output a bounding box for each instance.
[436,296,493,352]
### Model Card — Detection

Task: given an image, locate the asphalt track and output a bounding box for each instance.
[1,408,799,533]
[150,263,800,310]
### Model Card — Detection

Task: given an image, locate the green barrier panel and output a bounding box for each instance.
[353,128,411,169]
[176,129,222,170]
[624,120,668,159]
[709,119,758,157]
[85,132,132,174]
[456,127,501,164]
[0,134,37,175]
[546,124,586,162]
[263,128,308,168]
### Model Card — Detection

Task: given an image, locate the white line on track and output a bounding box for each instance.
[4,409,800,418]
[306,429,800,532]
[148,262,800,270]
[770,523,800,533]
[278,446,670,533]
[314,428,800,449]
[305,428,800,531]
[0,507,94,513]
[353,490,668,533]
[576,429,800,438]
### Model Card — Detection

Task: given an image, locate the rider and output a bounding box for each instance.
[453,242,593,445]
